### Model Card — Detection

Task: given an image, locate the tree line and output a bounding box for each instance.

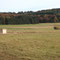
[0,8,60,24]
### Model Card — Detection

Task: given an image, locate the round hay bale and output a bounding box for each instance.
[54,26,60,30]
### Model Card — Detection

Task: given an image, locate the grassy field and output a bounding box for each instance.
[0,23,60,60]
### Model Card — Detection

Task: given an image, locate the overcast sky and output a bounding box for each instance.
[0,0,60,12]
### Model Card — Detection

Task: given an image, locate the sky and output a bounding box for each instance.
[0,0,60,12]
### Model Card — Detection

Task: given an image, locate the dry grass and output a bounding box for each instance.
[0,23,60,60]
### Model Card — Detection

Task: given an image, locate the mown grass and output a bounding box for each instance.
[0,23,60,27]
[0,23,60,60]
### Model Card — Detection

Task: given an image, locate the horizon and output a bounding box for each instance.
[0,0,60,13]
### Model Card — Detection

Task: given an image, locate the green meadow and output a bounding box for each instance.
[0,23,60,60]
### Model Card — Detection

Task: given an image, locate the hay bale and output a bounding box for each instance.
[3,29,7,34]
[0,29,7,34]
[54,26,60,30]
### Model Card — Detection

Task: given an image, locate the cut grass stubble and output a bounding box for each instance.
[0,23,60,60]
